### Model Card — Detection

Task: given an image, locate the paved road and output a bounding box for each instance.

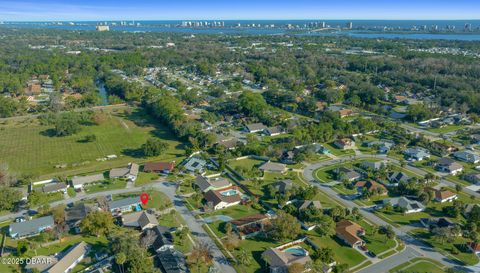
[153,181,236,273]
[0,181,236,273]
[303,155,467,272]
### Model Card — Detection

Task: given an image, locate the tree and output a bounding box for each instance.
[455,184,462,193]
[380,225,396,243]
[0,186,22,211]
[116,252,127,273]
[80,211,115,237]
[83,134,97,142]
[315,215,335,237]
[110,231,157,273]
[312,247,335,264]
[271,211,301,241]
[237,249,252,267]
[188,242,214,273]
[53,112,81,136]
[142,138,169,157]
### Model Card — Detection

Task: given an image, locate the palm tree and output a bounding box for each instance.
[115,252,126,273]
[237,249,252,267]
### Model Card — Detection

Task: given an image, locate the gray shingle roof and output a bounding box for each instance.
[108,197,141,211]
[71,174,105,186]
[9,215,54,238]
[46,241,89,273]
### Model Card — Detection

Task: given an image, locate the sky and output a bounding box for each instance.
[0,0,480,21]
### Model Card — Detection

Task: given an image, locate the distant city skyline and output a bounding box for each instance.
[1,0,480,21]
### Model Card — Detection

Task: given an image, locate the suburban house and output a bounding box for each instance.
[66,203,94,229]
[145,225,174,252]
[353,181,388,195]
[122,211,159,230]
[298,200,322,211]
[404,147,430,161]
[231,214,272,239]
[156,248,188,273]
[464,204,480,217]
[109,163,139,182]
[454,151,480,164]
[262,241,312,273]
[46,242,90,273]
[245,122,267,133]
[361,160,387,171]
[9,215,54,239]
[70,173,105,189]
[420,217,455,229]
[273,180,293,194]
[265,126,285,136]
[436,158,464,175]
[217,138,240,150]
[182,157,207,173]
[338,108,354,118]
[204,187,242,210]
[382,197,425,214]
[143,162,175,174]
[334,167,361,182]
[36,182,67,194]
[468,242,480,254]
[471,134,480,145]
[464,172,480,184]
[333,138,355,150]
[108,196,142,213]
[259,161,287,174]
[335,220,365,248]
[365,140,394,154]
[388,172,410,184]
[280,150,296,164]
[194,176,231,192]
[427,188,458,203]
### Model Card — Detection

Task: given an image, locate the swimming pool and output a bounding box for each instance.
[220,189,239,196]
[284,246,308,256]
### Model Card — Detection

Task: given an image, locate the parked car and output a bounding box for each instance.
[360,245,368,251]
[14,216,26,223]
[367,251,376,258]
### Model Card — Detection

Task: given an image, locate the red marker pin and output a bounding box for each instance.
[140,193,149,206]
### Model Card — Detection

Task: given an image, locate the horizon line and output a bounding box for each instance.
[3,18,480,22]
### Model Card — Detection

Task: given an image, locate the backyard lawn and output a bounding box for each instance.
[307,231,366,268]
[0,108,185,179]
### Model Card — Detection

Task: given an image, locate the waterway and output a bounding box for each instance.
[96,82,108,106]
[3,20,480,41]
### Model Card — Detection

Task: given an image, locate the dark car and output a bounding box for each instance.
[367,251,376,258]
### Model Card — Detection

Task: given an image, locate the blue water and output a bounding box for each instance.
[220,189,239,197]
[2,20,480,41]
[284,247,307,256]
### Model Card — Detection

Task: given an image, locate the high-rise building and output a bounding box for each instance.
[346,22,353,29]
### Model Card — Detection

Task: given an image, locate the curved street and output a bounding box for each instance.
[302,154,474,272]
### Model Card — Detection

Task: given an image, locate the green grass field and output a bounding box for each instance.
[0,108,185,179]
[390,258,445,273]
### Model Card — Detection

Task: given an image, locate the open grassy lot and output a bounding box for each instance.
[0,108,185,179]
[323,143,356,157]
[134,171,160,187]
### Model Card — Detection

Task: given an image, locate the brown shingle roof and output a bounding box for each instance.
[335,220,364,246]
[144,162,175,172]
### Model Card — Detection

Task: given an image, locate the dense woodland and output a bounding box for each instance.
[0,28,479,119]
